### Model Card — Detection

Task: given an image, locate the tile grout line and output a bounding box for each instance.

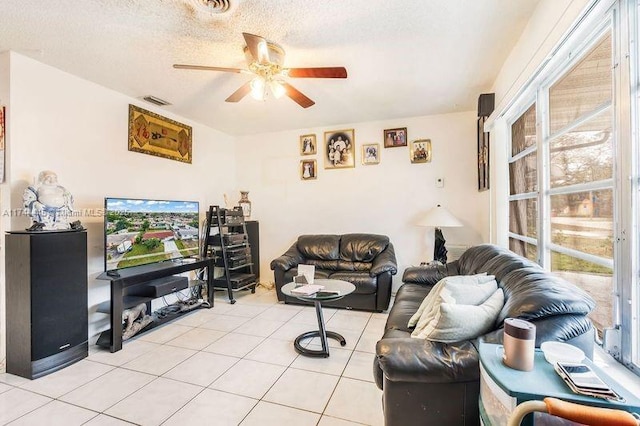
[1,291,389,425]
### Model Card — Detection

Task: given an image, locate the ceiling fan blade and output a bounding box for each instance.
[173,64,246,73]
[282,83,315,108]
[286,67,347,79]
[225,81,253,103]
[242,32,270,64]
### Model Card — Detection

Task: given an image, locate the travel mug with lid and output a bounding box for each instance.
[503,318,536,371]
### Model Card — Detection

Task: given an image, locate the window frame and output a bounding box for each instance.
[503,0,640,374]
[508,101,540,262]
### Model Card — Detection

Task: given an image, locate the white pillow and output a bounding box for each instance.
[415,288,505,343]
[407,273,495,328]
[410,278,498,337]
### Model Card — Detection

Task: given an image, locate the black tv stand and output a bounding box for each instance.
[96,257,214,352]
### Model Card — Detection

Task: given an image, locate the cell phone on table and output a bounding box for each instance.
[314,291,340,297]
[556,362,611,392]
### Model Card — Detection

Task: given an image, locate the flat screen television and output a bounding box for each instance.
[104,197,200,272]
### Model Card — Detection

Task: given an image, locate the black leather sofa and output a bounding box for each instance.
[374,244,596,426]
[270,234,397,312]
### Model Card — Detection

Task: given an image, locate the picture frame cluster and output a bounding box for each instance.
[298,126,431,179]
[299,134,318,180]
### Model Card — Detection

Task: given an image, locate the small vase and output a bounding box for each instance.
[238,191,251,219]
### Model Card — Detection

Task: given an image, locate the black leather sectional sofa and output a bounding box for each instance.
[374,244,596,426]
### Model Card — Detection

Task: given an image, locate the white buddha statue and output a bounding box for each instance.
[23,170,74,230]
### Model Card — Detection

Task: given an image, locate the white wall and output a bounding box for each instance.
[0,51,10,366]
[235,112,489,292]
[488,0,592,245]
[490,0,591,115]
[2,52,237,344]
[0,51,495,358]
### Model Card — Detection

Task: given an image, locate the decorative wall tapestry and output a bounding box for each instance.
[128,104,192,164]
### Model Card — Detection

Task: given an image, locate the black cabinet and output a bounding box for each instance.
[246,220,260,281]
[5,231,88,379]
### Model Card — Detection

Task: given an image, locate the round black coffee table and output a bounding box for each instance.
[281,279,355,358]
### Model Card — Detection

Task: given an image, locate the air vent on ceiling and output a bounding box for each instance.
[191,0,231,14]
[142,95,172,107]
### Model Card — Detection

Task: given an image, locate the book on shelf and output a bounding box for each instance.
[291,284,325,295]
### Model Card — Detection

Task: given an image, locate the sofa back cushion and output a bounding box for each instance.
[457,245,595,325]
[340,233,389,262]
[305,259,340,270]
[337,260,372,272]
[297,235,340,260]
[497,268,595,324]
[458,244,539,280]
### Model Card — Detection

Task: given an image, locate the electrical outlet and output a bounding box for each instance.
[435,177,444,188]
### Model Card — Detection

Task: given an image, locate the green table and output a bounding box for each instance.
[478,341,640,425]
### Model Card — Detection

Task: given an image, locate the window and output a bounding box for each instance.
[502,0,640,375]
[509,104,538,262]
[508,29,615,334]
[546,32,614,333]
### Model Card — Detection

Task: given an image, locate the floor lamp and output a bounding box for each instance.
[417,204,463,264]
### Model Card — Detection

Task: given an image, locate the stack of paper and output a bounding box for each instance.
[291,284,324,295]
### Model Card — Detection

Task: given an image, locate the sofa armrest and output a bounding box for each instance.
[370,243,398,276]
[375,337,479,384]
[270,242,305,271]
[402,260,460,285]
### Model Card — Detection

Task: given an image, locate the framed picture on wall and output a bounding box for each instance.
[410,139,431,163]
[324,129,355,169]
[478,117,490,191]
[301,159,317,180]
[128,104,192,164]
[300,134,317,155]
[384,127,407,148]
[362,143,380,165]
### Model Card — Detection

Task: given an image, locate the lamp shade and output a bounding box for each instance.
[417,205,463,228]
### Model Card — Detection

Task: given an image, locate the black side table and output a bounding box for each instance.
[281,279,355,358]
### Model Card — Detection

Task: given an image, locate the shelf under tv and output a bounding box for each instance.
[95,306,206,349]
[95,257,215,352]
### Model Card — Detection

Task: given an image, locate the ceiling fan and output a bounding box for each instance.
[173,33,347,108]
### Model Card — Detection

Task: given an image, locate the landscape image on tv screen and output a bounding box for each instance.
[105,198,200,271]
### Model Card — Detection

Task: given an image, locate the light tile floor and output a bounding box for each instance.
[0,287,390,425]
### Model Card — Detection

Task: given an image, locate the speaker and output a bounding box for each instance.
[6,231,88,379]
[478,93,495,118]
[245,221,260,281]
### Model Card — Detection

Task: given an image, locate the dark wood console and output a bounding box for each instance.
[96,257,214,352]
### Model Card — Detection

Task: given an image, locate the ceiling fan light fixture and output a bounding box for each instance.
[269,80,286,99]
[250,77,266,100]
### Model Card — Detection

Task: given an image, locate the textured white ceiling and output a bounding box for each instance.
[0,0,539,135]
